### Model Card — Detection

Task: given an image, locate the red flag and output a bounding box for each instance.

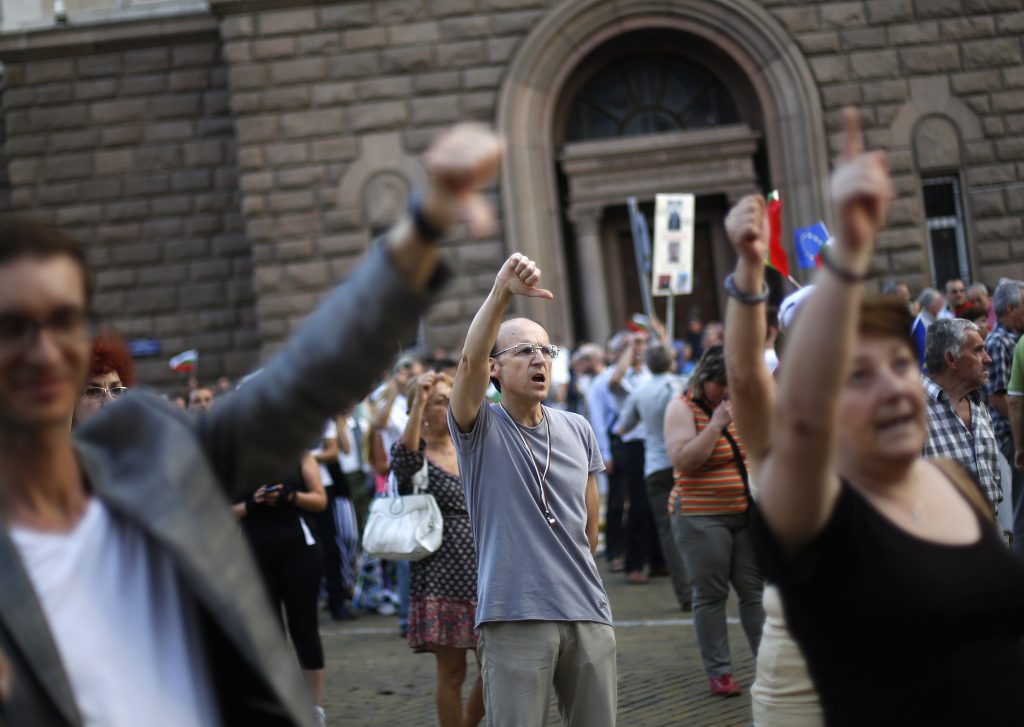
[765,191,789,278]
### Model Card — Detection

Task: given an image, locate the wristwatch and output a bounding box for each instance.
[409,192,447,244]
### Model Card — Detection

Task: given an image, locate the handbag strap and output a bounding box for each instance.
[411,451,429,495]
[692,397,753,507]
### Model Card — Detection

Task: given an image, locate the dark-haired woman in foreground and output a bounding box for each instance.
[751,111,1024,726]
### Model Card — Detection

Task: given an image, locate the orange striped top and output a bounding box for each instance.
[668,393,749,516]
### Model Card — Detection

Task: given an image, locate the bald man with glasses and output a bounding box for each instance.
[449,255,617,727]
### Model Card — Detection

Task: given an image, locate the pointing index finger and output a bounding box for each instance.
[843,107,863,160]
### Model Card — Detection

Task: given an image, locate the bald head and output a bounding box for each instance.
[492,317,549,355]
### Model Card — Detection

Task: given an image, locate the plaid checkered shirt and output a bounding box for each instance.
[984,323,1019,451]
[922,374,1003,512]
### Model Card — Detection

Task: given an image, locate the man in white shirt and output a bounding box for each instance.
[587,331,661,582]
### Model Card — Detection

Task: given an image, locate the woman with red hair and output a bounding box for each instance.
[72,329,135,426]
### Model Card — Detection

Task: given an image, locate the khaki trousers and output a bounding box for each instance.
[479,621,617,727]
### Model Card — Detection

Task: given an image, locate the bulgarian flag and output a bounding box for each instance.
[627,313,651,332]
[764,190,789,278]
[169,349,198,374]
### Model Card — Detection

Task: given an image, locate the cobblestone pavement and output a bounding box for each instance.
[320,560,756,726]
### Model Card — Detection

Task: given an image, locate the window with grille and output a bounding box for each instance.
[565,54,741,142]
[922,176,970,288]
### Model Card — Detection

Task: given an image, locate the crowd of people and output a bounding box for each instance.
[4,112,1024,727]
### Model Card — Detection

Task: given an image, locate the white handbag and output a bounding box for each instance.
[362,456,443,561]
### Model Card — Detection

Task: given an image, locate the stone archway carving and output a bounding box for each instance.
[363,172,410,232]
[497,0,831,342]
[337,132,426,242]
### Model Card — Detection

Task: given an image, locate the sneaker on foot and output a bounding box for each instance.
[313,706,326,727]
[709,673,742,697]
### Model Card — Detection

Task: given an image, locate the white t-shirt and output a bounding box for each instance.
[10,499,220,727]
[337,414,367,474]
[311,418,339,487]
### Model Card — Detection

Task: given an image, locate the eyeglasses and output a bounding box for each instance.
[492,343,560,360]
[0,306,88,352]
[82,385,128,400]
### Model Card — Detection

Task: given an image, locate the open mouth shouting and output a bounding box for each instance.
[876,412,917,435]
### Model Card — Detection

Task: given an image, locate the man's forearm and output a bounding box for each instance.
[586,476,600,554]
[991,391,1009,419]
[385,190,451,290]
[199,242,438,502]
[451,283,513,427]
[464,284,513,368]
[1009,395,1024,454]
[609,345,632,390]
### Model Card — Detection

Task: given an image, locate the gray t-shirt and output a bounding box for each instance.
[616,373,683,478]
[448,402,611,626]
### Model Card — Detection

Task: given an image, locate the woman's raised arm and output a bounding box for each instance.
[758,110,893,552]
[723,194,775,470]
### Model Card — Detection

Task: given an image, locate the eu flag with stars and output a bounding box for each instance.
[794,222,830,270]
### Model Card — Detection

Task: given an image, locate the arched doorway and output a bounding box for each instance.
[497,0,830,345]
[555,37,767,342]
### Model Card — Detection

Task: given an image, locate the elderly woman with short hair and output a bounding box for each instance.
[72,329,135,427]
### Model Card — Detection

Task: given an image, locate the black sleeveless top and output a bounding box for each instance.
[753,481,1024,726]
[243,466,316,552]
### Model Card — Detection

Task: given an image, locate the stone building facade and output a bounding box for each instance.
[1,0,1022,388]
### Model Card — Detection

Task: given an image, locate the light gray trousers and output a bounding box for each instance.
[671,512,765,677]
[479,621,617,727]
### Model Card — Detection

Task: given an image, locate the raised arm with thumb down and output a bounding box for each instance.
[451,252,553,432]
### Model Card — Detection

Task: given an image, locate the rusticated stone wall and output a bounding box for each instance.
[0,15,258,387]
[0,0,1021,383]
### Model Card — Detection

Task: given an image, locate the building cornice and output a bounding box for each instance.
[0,10,218,62]
[208,0,332,18]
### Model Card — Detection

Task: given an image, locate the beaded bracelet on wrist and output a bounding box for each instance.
[724,272,770,305]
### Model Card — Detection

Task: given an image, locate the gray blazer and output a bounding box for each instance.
[0,244,440,726]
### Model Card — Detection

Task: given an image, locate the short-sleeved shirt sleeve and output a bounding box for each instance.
[1008,337,1024,396]
[585,420,605,476]
[448,401,491,454]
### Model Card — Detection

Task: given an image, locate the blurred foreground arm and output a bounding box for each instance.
[759,109,893,552]
[202,123,504,500]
